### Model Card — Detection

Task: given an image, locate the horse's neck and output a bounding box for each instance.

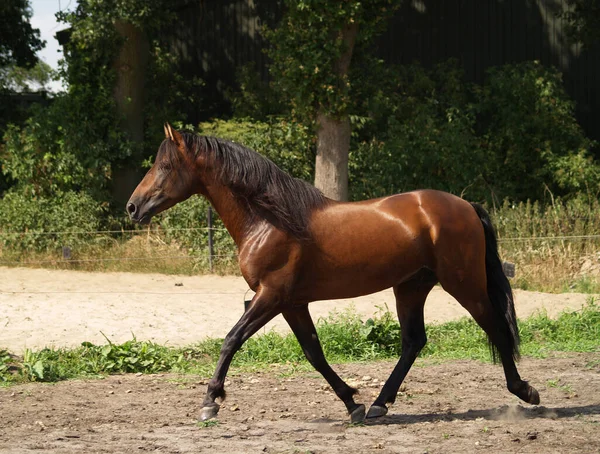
[200,179,254,247]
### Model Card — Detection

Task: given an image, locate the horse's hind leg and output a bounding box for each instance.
[367,276,436,419]
[441,276,540,406]
[282,305,366,423]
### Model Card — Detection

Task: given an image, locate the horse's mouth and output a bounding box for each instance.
[137,214,152,225]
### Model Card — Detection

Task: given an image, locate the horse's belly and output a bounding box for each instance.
[298,242,428,302]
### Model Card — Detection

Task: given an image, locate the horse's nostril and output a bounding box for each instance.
[127,202,137,216]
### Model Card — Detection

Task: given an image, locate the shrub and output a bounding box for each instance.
[349,60,599,203]
[0,189,104,253]
[349,60,487,201]
[198,117,315,181]
[477,61,598,201]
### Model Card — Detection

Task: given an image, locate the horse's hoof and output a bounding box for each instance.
[366,404,388,419]
[199,404,220,421]
[349,404,366,423]
[527,386,540,405]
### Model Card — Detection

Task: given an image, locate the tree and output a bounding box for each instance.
[0,0,44,193]
[265,0,401,201]
[0,0,43,72]
[561,0,600,49]
[1,61,54,92]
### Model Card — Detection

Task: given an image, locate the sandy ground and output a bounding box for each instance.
[0,267,594,353]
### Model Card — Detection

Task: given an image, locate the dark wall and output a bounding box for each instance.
[374,0,600,138]
[172,0,599,138]
[170,0,281,120]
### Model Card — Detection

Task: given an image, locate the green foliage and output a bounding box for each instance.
[520,299,600,355]
[360,307,402,355]
[492,197,600,239]
[0,350,15,382]
[348,60,599,203]
[1,101,123,198]
[198,118,315,181]
[1,0,200,207]
[560,0,600,49]
[477,61,597,201]
[0,0,43,71]
[226,63,283,120]
[264,0,402,120]
[2,302,598,384]
[15,337,203,383]
[1,61,54,93]
[0,189,104,252]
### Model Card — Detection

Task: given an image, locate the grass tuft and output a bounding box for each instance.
[1,301,598,384]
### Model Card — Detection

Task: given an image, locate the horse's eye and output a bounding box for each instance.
[160,163,172,172]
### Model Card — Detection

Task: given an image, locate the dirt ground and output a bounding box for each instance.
[0,354,598,454]
[1,267,599,453]
[0,267,594,353]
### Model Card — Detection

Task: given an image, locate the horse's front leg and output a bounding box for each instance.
[199,288,280,421]
[282,305,366,423]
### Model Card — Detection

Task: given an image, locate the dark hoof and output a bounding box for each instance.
[527,386,541,405]
[366,404,388,419]
[349,404,366,423]
[511,381,541,405]
[199,403,220,421]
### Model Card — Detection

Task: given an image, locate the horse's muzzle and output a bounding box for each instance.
[126,199,152,224]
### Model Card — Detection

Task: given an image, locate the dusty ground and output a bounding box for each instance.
[0,354,598,453]
[0,267,594,353]
[1,268,599,453]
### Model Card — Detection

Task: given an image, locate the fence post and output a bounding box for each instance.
[207,206,214,272]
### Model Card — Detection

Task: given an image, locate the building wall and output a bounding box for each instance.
[172,0,599,138]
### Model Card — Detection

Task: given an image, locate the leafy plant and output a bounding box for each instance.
[1,302,598,384]
[0,189,104,252]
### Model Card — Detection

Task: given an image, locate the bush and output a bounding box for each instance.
[477,61,598,201]
[198,117,315,181]
[0,189,104,253]
[1,98,127,201]
[157,195,237,270]
[348,60,599,203]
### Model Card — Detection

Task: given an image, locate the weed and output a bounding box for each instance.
[196,419,219,428]
[546,379,574,394]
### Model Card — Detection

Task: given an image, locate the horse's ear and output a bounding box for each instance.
[164,122,182,148]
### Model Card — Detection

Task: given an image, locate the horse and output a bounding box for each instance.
[127,123,540,423]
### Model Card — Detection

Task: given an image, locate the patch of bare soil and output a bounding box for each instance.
[1,354,598,454]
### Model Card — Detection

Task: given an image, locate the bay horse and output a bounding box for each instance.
[127,123,540,423]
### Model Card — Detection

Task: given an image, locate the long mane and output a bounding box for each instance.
[182,133,329,240]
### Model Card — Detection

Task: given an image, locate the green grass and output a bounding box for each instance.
[1,300,598,384]
[196,420,219,428]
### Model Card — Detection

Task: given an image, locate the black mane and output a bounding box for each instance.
[182,133,329,240]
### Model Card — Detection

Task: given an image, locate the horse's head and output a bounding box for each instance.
[127,123,199,224]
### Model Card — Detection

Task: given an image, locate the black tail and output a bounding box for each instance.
[471,203,520,363]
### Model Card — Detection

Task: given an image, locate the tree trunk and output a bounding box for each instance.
[313,23,358,201]
[314,113,350,201]
[111,20,149,208]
